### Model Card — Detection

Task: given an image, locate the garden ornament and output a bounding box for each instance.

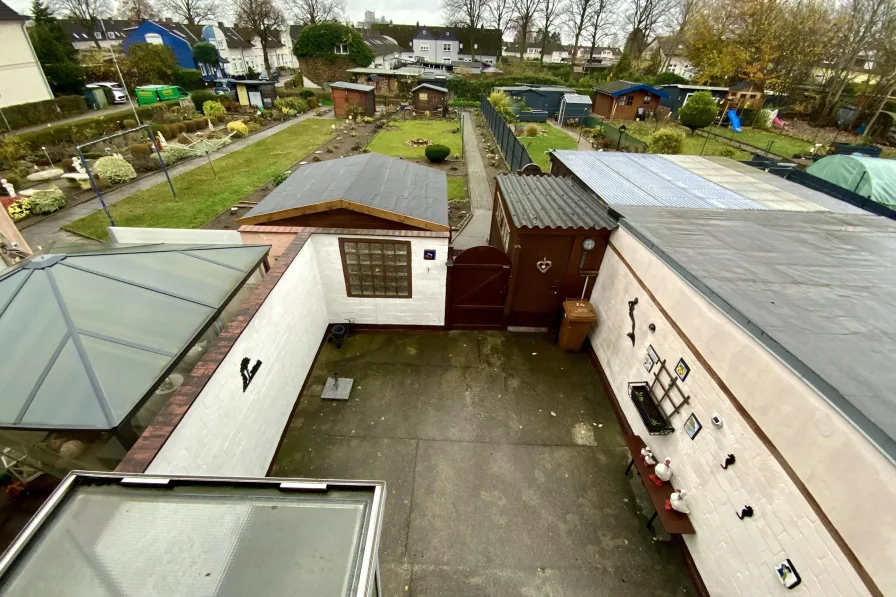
[667,490,690,514]
[1,179,15,198]
[650,458,672,486]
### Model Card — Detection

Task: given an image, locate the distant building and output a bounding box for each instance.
[370,24,501,66]
[0,1,52,107]
[202,23,298,78]
[122,20,200,71]
[646,36,693,80]
[58,18,134,50]
[362,34,405,69]
[502,42,571,63]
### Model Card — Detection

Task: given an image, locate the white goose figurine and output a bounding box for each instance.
[668,490,690,514]
[640,447,656,466]
[650,457,672,486]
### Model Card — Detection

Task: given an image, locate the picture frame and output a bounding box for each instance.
[648,345,659,365]
[643,351,655,372]
[684,413,702,440]
[675,358,690,382]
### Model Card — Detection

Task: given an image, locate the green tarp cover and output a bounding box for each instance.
[806,155,896,208]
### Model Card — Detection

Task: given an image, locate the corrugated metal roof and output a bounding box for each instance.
[551,151,768,210]
[562,93,592,104]
[497,175,618,230]
[330,81,375,92]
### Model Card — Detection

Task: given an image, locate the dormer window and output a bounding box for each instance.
[335,43,349,54]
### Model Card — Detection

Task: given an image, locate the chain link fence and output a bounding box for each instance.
[480,95,534,172]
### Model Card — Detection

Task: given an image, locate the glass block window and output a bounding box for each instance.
[339,239,412,298]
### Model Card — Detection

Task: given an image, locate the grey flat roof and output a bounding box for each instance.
[497,175,617,230]
[562,93,592,104]
[330,81,375,92]
[619,207,896,462]
[242,153,449,228]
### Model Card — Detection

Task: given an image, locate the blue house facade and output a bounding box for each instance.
[122,20,199,72]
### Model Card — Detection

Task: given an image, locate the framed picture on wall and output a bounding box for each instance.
[648,345,659,365]
[684,413,702,440]
[675,358,690,382]
[643,352,655,372]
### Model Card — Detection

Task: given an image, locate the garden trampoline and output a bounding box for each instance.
[806,154,896,209]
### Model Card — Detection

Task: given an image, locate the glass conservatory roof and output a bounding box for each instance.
[0,243,269,431]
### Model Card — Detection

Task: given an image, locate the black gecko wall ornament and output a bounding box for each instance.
[240,357,262,392]
[737,505,754,520]
[721,454,736,469]
[626,297,638,346]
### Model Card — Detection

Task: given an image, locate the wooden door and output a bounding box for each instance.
[447,246,511,329]
[508,235,575,328]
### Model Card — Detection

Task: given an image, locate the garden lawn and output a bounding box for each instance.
[63,119,334,241]
[616,121,750,159]
[519,124,577,170]
[367,119,463,160]
[708,125,812,158]
[447,176,466,202]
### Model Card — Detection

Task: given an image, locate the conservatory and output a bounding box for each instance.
[0,242,270,477]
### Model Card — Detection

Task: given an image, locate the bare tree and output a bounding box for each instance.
[283,0,344,24]
[564,0,593,62]
[538,0,564,61]
[660,0,698,70]
[488,0,514,43]
[512,0,541,46]
[584,0,616,60]
[625,0,673,57]
[443,0,489,59]
[234,0,285,74]
[157,0,217,24]
[52,0,112,48]
[117,0,156,20]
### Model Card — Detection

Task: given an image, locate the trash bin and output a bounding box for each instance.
[558,300,597,352]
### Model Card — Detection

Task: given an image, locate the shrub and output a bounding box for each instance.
[246,121,261,133]
[174,123,187,136]
[307,96,320,109]
[153,124,172,140]
[151,103,171,123]
[222,99,241,112]
[122,119,137,129]
[524,123,540,137]
[129,143,153,157]
[299,89,315,99]
[293,23,374,67]
[272,170,291,186]
[7,198,31,221]
[29,189,66,214]
[678,91,718,133]
[175,68,204,88]
[93,155,137,184]
[184,119,198,132]
[0,96,88,129]
[227,121,249,138]
[718,146,736,158]
[425,144,451,163]
[649,128,685,154]
[157,146,194,164]
[0,136,29,168]
[488,90,515,122]
[274,97,309,113]
[193,91,218,113]
[203,100,226,118]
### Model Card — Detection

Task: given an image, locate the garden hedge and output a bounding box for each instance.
[425,144,451,162]
[2,96,88,129]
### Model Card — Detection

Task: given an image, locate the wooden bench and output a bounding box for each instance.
[623,434,695,535]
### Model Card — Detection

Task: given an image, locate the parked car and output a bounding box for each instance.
[259,70,280,83]
[134,85,191,106]
[213,79,236,98]
[87,82,128,104]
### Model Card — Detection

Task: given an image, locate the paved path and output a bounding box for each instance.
[451,112,493,251]
[10,103,135,135]
[547,119,593,150]
[22,109,333,249]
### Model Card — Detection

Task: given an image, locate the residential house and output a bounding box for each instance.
[58,18,134,50]
[591,80,667,120]
[660,84,729,117]
[646,36,694,80]
[363,34,405,69]
[370,23,500,65]
[202,23,298,78]
[570,46,621,62]
[0,1,52,107]
[345,67,417,95]
[502,42,569,63]
[121,20,200,72]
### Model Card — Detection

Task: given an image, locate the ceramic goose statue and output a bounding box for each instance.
[650,457,672,486]
[668,490,690,514]
[640,447,656,466]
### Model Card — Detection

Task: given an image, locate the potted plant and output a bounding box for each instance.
[629,382,674,435]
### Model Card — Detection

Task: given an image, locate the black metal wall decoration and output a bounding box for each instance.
[737,505,754,520]
[626,297,638,346]
[721,454,736,469]
[240,357,262,392]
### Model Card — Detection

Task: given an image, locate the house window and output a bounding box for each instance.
[443,43,452,52]
[621,95,634,106]
[94,31,102,39]
[419,44,429,51]
[442,57,451,63]
[335,44,349,54]
[527,48,539,54]
[419,92,428,100]
[339,239,412,298]
[644,93,652,103]
[144,33,163,45]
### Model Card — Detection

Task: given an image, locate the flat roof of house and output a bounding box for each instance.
[620,208,896,462]
[239,153,449,230]
[497,175,617,230]
[330,81,375,92]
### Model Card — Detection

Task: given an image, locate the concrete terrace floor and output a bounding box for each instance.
[271,332,694,596]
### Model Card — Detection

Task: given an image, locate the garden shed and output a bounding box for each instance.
[233,79,276,110]
[0,242,270,477]
[330,81,376,118]
[659,84,728,116]
[488,174,617,328]
[806,155,896,208]
[557,93,592,125]
[493,85,574,117]
[238,153,449,232]
[412,83,449,115]
[591,81,667,121]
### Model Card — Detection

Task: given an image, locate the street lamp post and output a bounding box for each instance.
[617,124,627,151]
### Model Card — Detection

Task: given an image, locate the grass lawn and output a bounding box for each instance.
[447,176,466,202]
[367,119,463,160]
[63,119,334,241]
[708,125,812,158]
[518,124,578,170]
[614,120,750,160]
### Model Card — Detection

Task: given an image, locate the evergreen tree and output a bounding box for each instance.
[28,0,85,96]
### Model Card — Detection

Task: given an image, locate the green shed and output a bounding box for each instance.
[806,155,896,209]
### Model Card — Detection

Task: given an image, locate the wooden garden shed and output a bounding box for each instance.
[412,83,449,115]
[488,175,617,328]
[234,80,276,110]
[330,81,376,118]
[592,80,667,121]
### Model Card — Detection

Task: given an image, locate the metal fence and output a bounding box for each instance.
[583,115,648,151]
[480,95,534,171]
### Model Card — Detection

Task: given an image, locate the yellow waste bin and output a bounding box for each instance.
[558,300,597,352]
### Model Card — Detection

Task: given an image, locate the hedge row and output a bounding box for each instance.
[445,75,596,102]
[2,96,88,129]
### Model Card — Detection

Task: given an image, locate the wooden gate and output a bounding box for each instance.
[447,246,512,329]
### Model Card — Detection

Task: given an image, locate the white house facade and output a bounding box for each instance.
[0,1,52,108]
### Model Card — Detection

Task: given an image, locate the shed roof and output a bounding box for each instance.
[0,243,269,431]
[660,84,729,92]
[593,80,668,98]
[412,83,448,93]
[497,175,617,230]
[239,153,449,230]
[619,207,896,462]
[330,81,375,92]
[363,34,405,56]
[562,93,592,105]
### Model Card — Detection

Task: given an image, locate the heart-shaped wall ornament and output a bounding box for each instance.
[536,257,552,274]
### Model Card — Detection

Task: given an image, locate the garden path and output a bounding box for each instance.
[547,119,593,150]
[451,111,492,251]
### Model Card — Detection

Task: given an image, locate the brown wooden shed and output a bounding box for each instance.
[412,83,449,115]
[331,81,376,118]
[488,175,617,328]
[591,80,667,121]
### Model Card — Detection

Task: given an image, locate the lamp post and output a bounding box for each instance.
[617,124,627,151]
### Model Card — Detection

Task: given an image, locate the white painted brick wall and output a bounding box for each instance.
[310,234,448,326]
[588,227,881,596]
[147,241,329,477]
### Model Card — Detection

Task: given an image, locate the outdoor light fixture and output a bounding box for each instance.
[617,124,627,151]
[582,237,596,251]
